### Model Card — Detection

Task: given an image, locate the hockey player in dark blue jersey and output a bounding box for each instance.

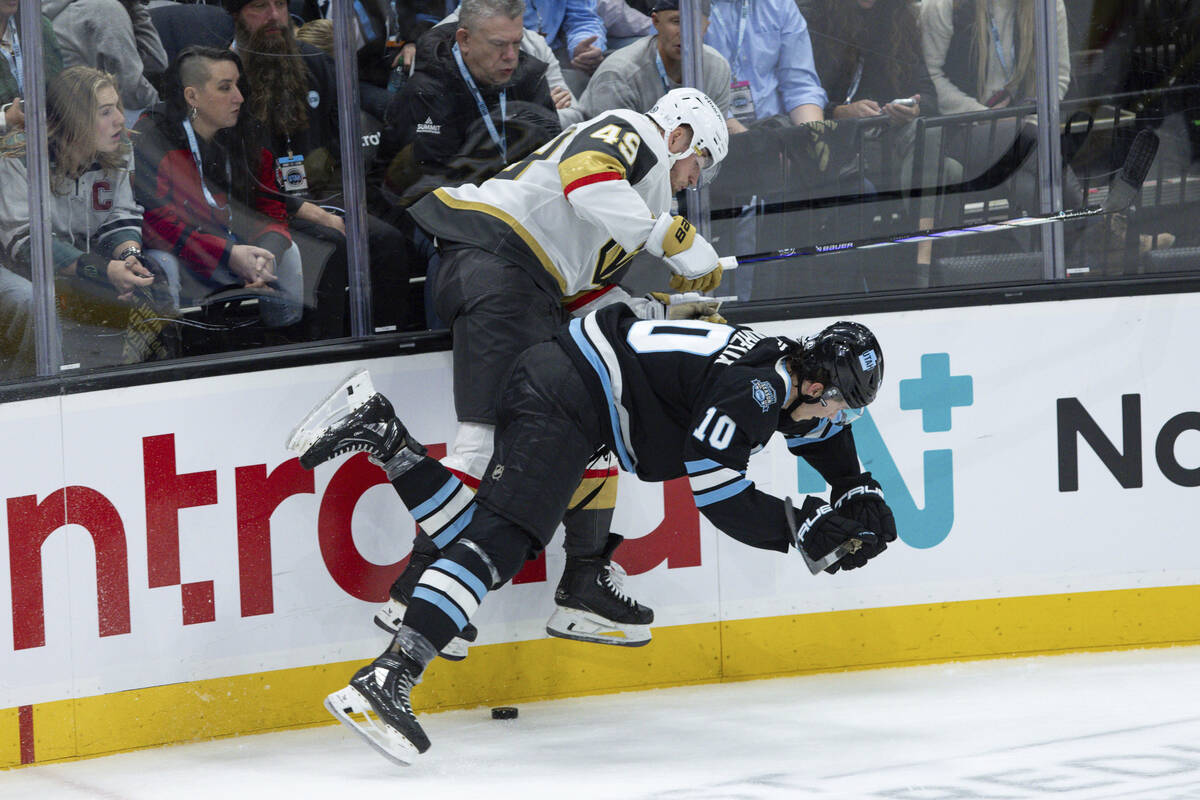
[287,304,896,765]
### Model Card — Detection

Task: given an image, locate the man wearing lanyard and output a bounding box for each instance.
[562,0,734,129]
[0,0,65,134]
[376,0,559,202]
[704,0,826,132]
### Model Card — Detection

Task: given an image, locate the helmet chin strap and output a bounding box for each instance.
[783,392,821,418]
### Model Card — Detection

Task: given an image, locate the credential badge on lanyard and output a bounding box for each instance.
[275,137,309,193]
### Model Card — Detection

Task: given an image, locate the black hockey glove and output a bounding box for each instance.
[831,473,897,564]
[793,495,877,573]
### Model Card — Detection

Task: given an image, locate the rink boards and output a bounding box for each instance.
[3,292,1199,767]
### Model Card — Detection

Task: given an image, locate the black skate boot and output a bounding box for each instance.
[324,628,436,766]
[286,369,424,470]
[375,541,478,660]
[546,534,653,647]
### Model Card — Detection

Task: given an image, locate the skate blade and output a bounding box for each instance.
[545,608,651,647]
[286,368,377,455]
[373,599,470,661]
[324,685,420,767]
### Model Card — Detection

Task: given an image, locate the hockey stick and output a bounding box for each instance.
[784,497,863,575]
[717,128,1160,268]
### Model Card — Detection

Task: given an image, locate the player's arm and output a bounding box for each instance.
[786,420,898,555]
[558,115,722,291]
[684,411,878,570]
[557,115,660,253]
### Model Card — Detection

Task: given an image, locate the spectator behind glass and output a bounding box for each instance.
[440,3,580,124]
[0,66,166,377]
[563,0,732,128]
[42,0,168,116]
[295,17,333,56]
[524,0,608,95]
[704,0,826,132]
[373,0,561,212]
[919,0,1085,231]
[1,0,66,134]
[133,47,304,335]
[226,0,416,335]
[803,0,961,273]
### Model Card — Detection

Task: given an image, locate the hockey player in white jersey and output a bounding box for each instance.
[287,305,897,765]
[374,88,731,656]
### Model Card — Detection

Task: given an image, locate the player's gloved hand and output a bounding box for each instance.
[830,472,897,563]
[794,495,877,573]
[646,291,726,323]
[645,213,722,291]
[668,268,722,293]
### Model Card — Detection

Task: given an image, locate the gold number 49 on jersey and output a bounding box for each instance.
[590,125,641,164]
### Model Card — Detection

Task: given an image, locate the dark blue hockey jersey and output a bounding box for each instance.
[557,304,863,552]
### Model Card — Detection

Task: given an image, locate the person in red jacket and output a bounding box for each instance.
[133,45,303,331]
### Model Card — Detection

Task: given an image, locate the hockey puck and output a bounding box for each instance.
[491,706,519,720]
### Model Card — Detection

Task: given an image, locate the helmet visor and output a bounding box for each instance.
[820,386,867,423]
[694,146,722,186]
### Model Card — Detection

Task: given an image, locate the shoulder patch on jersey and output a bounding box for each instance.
[751,378,778,412]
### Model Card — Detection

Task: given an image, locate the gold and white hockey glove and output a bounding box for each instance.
[646,291,726,323]
[645,213,723,293]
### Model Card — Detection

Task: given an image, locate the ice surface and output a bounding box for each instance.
[5,646,1200,800]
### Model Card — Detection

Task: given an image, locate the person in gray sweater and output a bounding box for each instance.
[43,0,168,112]
[561,0,732,128]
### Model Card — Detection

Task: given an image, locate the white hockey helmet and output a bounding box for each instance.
[646,87,729,185]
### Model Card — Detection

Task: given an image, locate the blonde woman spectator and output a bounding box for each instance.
[0,66,163,375]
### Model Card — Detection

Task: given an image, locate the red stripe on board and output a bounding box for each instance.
[563,171,622,197]
[18,705,34,764]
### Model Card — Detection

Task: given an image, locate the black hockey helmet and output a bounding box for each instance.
[782,321,883,423]
[805,320,883,408]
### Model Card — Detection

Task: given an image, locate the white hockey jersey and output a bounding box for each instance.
[408,109,672,299]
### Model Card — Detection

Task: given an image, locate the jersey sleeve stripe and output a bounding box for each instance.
[559,151,626,194]
[693,478,752,507]
[688,466,746,492]
[785,420,844,448]
[562,170,624,197]
[685,457,723,473]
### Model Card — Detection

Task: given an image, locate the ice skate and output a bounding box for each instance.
[547,535,653,647]
[375,556,478,661]
[324,651,430,767]
[286,369,423,470]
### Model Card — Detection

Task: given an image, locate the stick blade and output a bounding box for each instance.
[1103,129,1159,213]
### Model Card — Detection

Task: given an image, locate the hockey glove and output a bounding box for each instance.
[794,495,877,573]
[831,473,897,562]
[646,291,726,323]
[645,213,722,291]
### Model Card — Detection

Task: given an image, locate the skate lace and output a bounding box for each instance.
[391,670,417,716]
[601,567,636,608]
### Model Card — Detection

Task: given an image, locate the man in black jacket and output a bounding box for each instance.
[373,0,561,212]
[223,0,416,335]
